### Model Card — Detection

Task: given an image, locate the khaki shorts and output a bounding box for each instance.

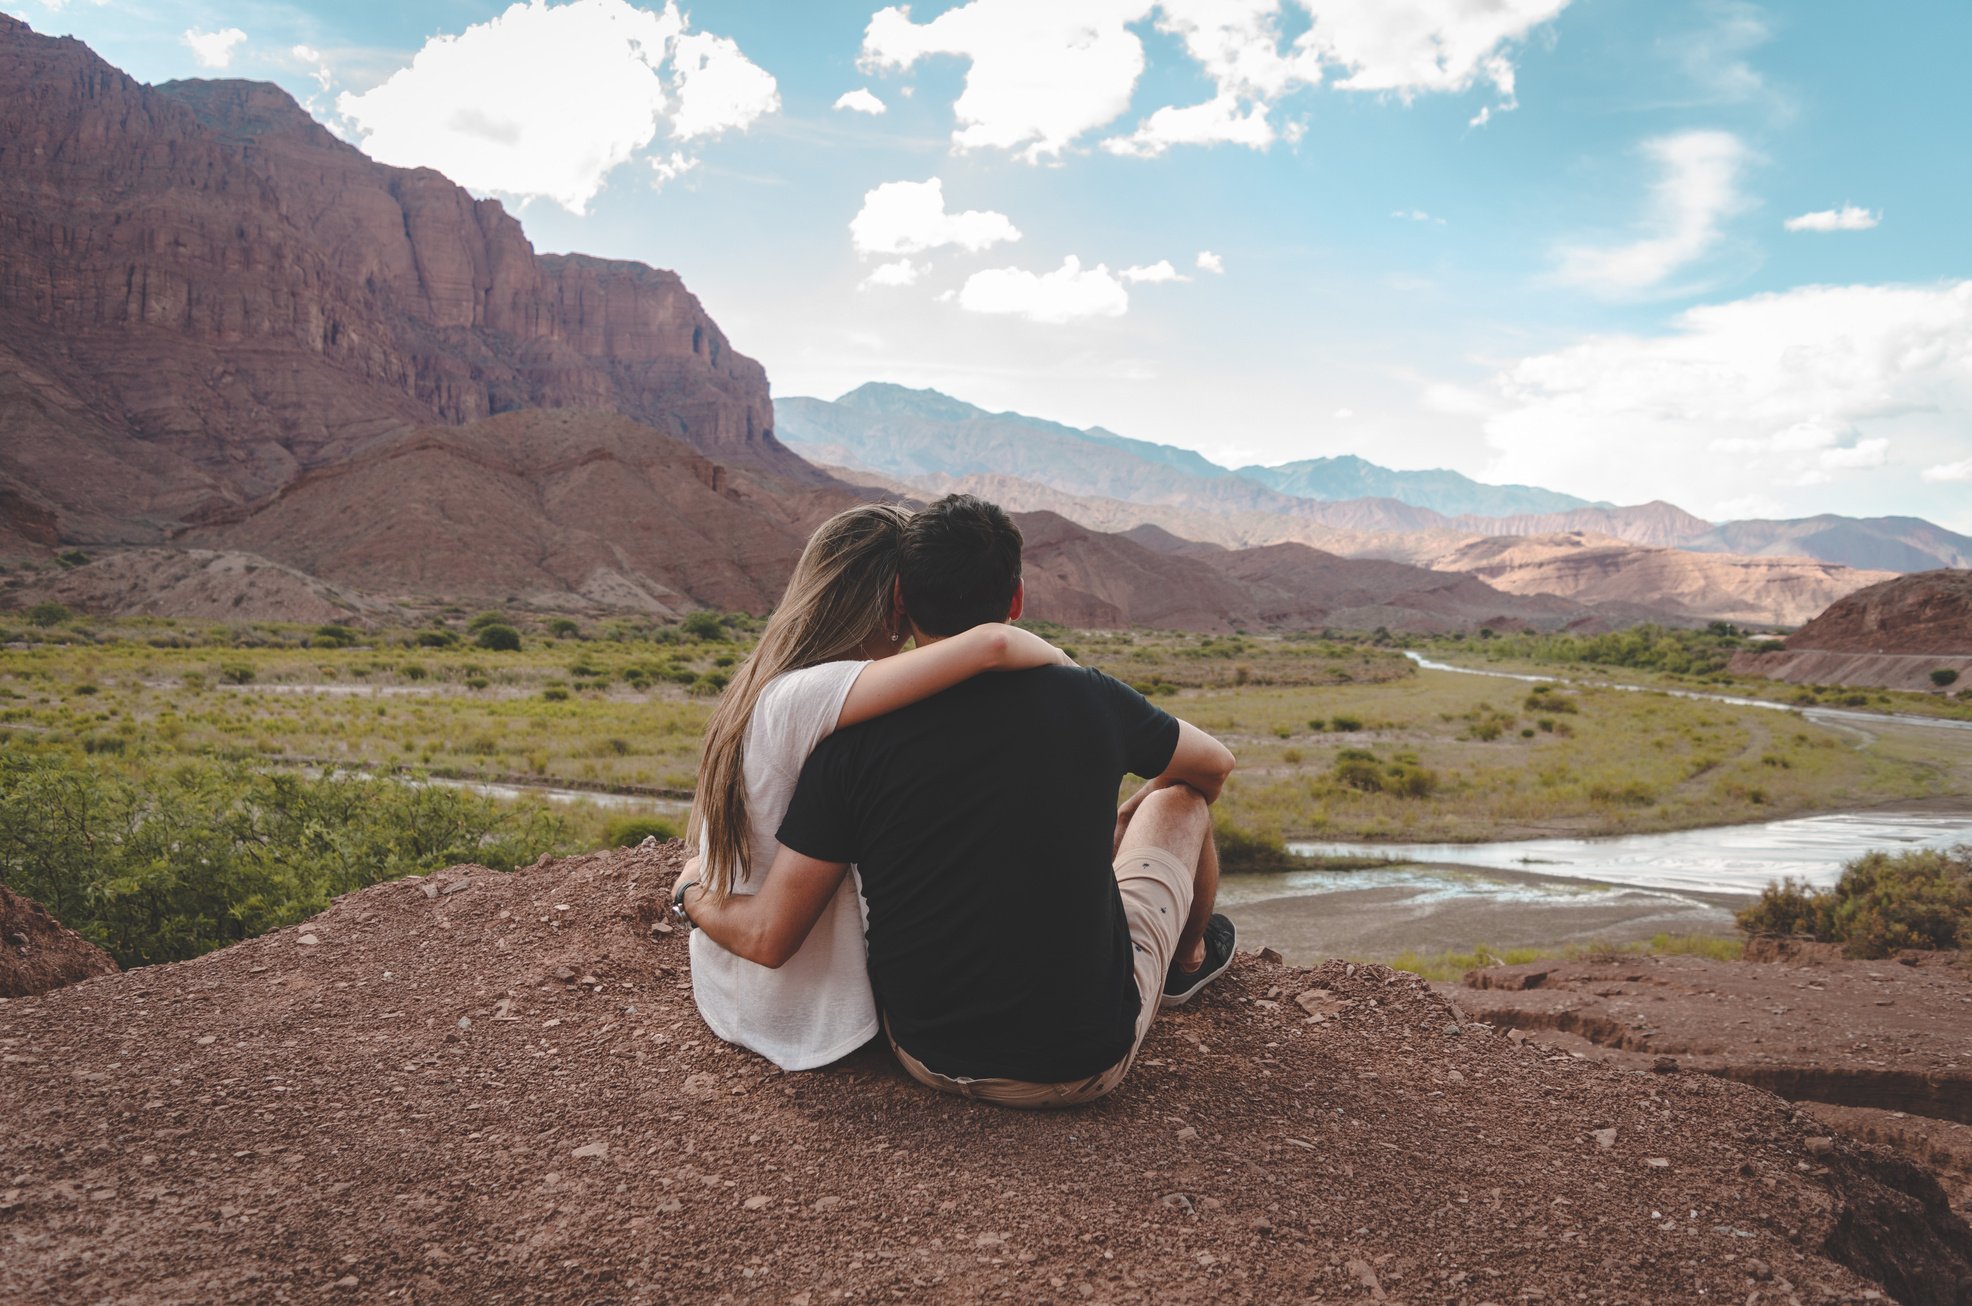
[887,846,1194,1109]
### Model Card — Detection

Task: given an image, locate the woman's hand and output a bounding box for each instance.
[994,623,1075,670]
[672,856,702,913]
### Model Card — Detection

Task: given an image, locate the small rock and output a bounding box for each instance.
[812,1196,841,1211]
[457,1017,471,1030]
[1294,989,1342,1018]
[297,934,320,947]
[1257,947,1284,964]
[419,882,439,900]
[1443,1023,1461,1036]
[1804,1136,1835,1157]
[553,967,576,982]
[1445,1069,1465,1084]
[1644,1157,1670,1168]
[1592,1128,1617,1151]
[1745,1258,1771,1281]
[1651,1056,1679,1074]
[648,919,674,937]
[441,879,473,895]
[975,1232,1007,1248]
[573,1141,607,1160]
[332,1276,359,1291]
[742,1195,773,1211]
[1176,1126,1198,1141]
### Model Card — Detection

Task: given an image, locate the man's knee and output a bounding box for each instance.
[1120,784,1210,864]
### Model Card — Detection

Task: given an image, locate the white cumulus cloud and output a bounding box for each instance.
[1196,250,1225,274]
[1554,130,1749,296]
[862,0,1571,162]
[849,178,1021,258]
[184,27,247,69]
[1922,459,1972,483]
[958,256,1130,323]
[336,0,776,215]
[834,87,887,115]
[861,259,922,289]
[1121,260,1187,284]
[1784,205,1881,233]
[1477,280,1972,518]
[861,0,1150,162]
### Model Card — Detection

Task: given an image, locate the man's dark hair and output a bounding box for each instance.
[899,495,1024,636]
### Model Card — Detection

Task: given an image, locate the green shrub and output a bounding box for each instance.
[402,663,428,681]
[1329,748,1384,792]
[314,623,357,647]
[219,662,255,685]
[416,629,458,648]
[1215,821,1299,874]
[1933,669,1960,688]
[467,611,509,633]
[475,624,522,652]
[27,602,70,628]
[1329,714,1363,732]
[464,676,489,691]
[1737,846,1972,958]
[681,611,728,641]
[548,618,581,639]
[542,686,570,702]
[605,816,678,848]
[0,753,568,966]
[56,550,90,568]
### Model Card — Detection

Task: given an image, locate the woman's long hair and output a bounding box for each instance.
[689,503,912,898]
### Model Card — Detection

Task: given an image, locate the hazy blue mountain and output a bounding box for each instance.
[1239,454,1596,517]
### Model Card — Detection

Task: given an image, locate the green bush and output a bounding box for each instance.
[1214,821,1299,874]
[681,611,728,641]
[466,611,509,633]
[314,624,357,648]
[56,550,90,568]
[415,629,458,648]
[219,662,255,685]
[1328,714,1364,732]
[1933,669,1960,688]
[0,753,568,966]
[475,624,522,652]
[605,816,679,848]
[1737,846,1972,958]
[547,618,581,639]
[27,602,70,628]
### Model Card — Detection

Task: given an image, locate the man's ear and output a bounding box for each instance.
[1006,579,1024,623]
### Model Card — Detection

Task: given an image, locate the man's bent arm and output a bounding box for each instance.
[1151,719,1236,803]
[674,848,849,969]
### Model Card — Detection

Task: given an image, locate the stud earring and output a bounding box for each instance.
[891,632,902,643]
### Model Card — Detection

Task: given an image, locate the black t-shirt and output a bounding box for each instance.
[775,666,1180,1082]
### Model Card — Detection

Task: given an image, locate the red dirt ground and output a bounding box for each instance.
[0,884,117,999]
[4,843,1969,1303]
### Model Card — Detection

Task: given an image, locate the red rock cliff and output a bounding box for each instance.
[0,15,813,545]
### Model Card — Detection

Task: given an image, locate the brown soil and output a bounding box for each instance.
[0,884,117,999]
[4,844,1969,1302]
[1447,950,1972,1234]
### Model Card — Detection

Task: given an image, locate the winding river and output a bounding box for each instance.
[1277,654,1971,898]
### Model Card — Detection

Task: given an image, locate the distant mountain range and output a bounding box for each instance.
[778,383,1972,575]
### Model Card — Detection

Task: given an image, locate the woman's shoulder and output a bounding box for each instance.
[761,659,868,704]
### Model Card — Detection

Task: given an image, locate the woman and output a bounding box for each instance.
[685,503,1070,1071]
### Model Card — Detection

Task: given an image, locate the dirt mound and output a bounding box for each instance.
[3,844,1967,1302]
[4,548,392,622]
[0,885,117,998]
[1788,569,1972,655]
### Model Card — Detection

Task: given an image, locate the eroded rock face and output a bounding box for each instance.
[0,15,811,548]
[0,885,117,999]
[1786,569,1972,655]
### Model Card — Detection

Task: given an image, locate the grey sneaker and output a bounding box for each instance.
[1161,914,1235,1009]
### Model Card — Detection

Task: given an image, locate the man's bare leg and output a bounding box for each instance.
[1115,783,1212,920]
[1174,823,1220,973]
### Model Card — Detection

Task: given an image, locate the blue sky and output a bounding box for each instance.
[8,0,1971,529]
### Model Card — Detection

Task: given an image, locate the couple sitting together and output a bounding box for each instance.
[671,494,1237,1108]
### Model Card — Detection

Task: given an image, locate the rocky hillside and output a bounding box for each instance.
[1786,570,1972,655]
[0,885,116,999]
[1237,453,1591,517]
[3,842,1967,1302]
[1693,517,1972,574]
[1424,532,1899,627]
[0,15,814,555]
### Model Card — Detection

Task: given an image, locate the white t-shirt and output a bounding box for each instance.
[689,659,878,1071]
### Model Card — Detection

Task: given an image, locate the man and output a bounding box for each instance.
[673,495,1236,1107]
